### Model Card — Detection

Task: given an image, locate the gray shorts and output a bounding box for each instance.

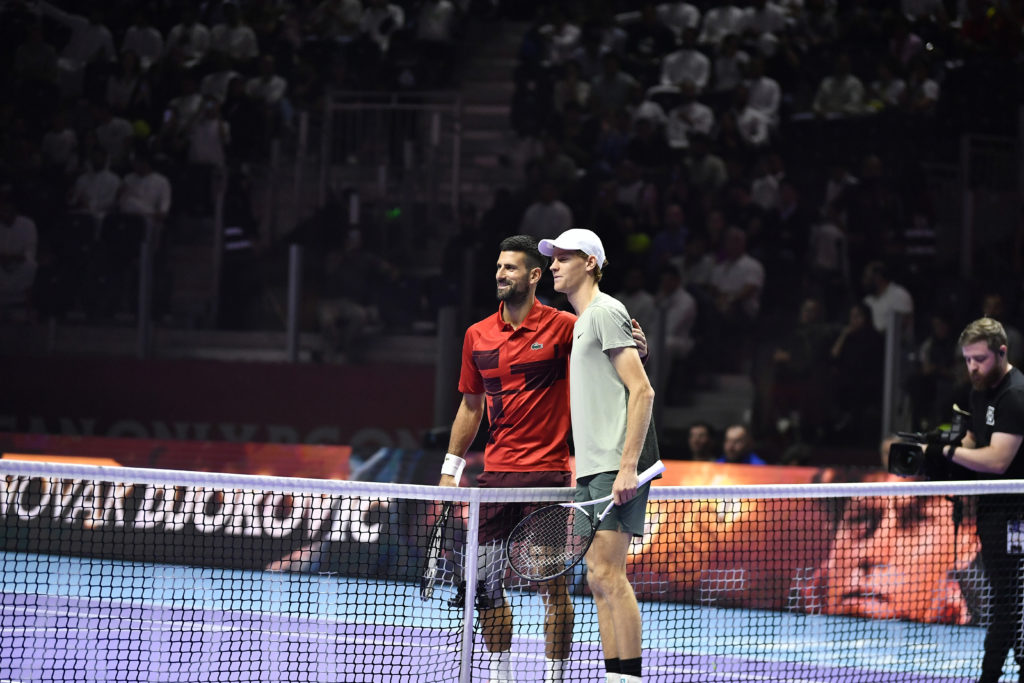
[575,471,651,537]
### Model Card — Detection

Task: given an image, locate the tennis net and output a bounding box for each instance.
[1,458,1023,682]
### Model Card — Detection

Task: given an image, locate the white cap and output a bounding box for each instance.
[538,228,607,268]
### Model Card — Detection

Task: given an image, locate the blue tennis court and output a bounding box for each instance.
[0,551,988,682]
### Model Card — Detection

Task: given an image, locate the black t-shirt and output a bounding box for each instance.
[968,366,1024,479]
[967,366,1024,524]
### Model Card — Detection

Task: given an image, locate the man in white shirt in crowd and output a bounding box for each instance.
[164,3,211,70]
[211,1,259,67]
[519,181,573,241]
[661,27,710,91]
[68,148,121,223]
[862,260,914,335]
[117,148,172,230]
[666,79,714,150]
[122,8,164,71]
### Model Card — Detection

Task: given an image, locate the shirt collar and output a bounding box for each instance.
[496,299,543,332]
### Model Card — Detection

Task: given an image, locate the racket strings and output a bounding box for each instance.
[506,504,594,581]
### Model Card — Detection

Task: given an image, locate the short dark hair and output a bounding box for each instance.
[499,235,547,271]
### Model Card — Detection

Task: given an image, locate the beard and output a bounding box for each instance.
[970,362,1005,392]
[496,279,529,306]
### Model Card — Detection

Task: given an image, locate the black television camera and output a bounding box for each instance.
[888,405,971,477]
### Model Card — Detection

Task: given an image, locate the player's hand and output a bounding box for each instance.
[631,318,648,359]
[612,468,639,505]
[438,474,457,487]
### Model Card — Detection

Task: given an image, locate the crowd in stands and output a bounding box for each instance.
[0,0,471,325]
[475,0,1024,459]
[3,0,1024,459]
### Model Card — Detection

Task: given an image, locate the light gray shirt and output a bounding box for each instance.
[569,293,637,478]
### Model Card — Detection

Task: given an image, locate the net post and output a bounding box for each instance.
[460,489,482,683]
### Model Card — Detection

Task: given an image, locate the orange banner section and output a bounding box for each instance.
[629,460,978,626]
[0,432,352,480]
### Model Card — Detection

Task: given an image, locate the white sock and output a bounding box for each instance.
[605,675,618,683]
[543,657,567,683]
[489,650,514,682]
[617,676,642,683]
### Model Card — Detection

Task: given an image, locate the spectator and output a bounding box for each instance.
[699,4,746,47]
[657,1,701,39]
[626,106,672,173]
[711,33,748,98]
[665,79,714,150]
[552,60,591,114]
[360,0,405,55]
[718,424,766,464]
[904,57,940,116]
[36,1,116,99]
[164,4,212,70]
[13,21,59,105]
[518,181,572,241]
[743,0,790,55]
[649,202,689,270]
[308,0,363,44]
[92,100,135,170]
[187,96,230,170]
[806,201,851,315]
[210,1,260,67]
[614,265,658,337]
[674,229,715,292]
[539,5,581,67]
[67,148,120,220]
[744,55,781,126]
[862,260,914,335]
[906,309,959,430]
[121,8,164,72]
[415,0,459,88]
[317,229,390,363]
[245,55,291,132]
[686,421,717,461]
[685,133,728,194]
[709,226,765,370]
[200,53,242,104]
[590,53,640,117]
[866,58,907,112]
[655,264,698,402]
[711,226,765,321]
[40,109,79,180]
[811,53,865,118]
[105,50,151,120]
[0,190,38,309]
[114,147,172,230]
[770,296,836,442]
[829,301,885,445]
[727,84,772,149]
[159,75,203,154]
[661,27,710,91]
[623,2,678,86]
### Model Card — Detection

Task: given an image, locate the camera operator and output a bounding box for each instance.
[934,317,1024,683]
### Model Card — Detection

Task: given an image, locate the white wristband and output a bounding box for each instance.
[441,453,466,485]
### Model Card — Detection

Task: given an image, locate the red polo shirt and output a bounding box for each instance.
[459,300,576,472]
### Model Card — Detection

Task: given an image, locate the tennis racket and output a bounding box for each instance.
[420,500,453,600]
[505,461,666,582]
